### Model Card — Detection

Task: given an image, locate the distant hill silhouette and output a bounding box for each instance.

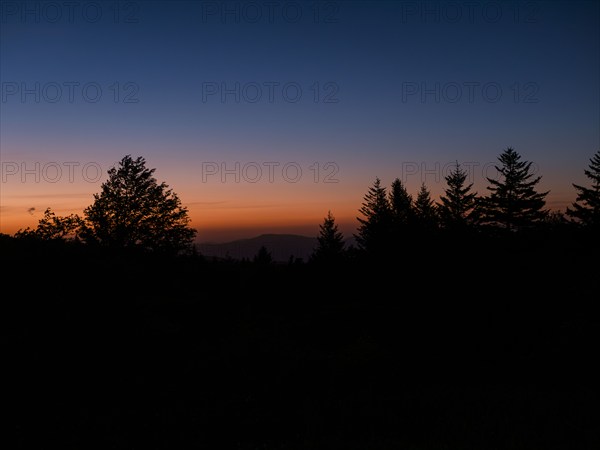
[197,234,356,262]
[197,234,317,262]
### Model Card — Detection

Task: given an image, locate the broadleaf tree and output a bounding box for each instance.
[15,208,83,241]
[83,155,196,253]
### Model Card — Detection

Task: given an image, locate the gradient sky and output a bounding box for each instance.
[1,0,598,242]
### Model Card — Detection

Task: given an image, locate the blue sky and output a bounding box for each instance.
[1,0,599,240]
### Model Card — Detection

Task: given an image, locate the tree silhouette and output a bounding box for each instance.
[389,178,413,228]
[566,150,600,228]
[312,211,345,263]
[542,210,569,232]
[15,208,83,240]
[83,155,196,253]
[413,183,438,230]
[253,245,272,264]
[438,162,478,230]
[481,147,548,230]
[355,177,392,254]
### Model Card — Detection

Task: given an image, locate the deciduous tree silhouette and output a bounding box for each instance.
[83,155,196,253]
[312,211,345,263]
[355,177,392,254]
[413,183,438,230]
[566,150,600,228]
[15,208,83,240]
[481,147,548,230]
[438,162,478,230]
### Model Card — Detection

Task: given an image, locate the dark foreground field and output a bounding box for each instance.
[3,233,599,449]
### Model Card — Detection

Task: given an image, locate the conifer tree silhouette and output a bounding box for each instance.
[355,178,392,254]
[413,183,438,230]
[253,245,273,264]
[566,150,600,228]
[312,211,345,263]
[438,162,478,230]
[481,147,548,230]
[390,178,414,228]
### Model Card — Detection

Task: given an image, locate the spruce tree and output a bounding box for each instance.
[390,178,413,228]
[481,147,548,230]
[312,211,345,263]
[438,162,478,230]
[355,177,392,254]
[413,183,438,230]
[253,245,272,265]
[566,150,600,228]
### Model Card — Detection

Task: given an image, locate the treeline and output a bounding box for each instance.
[4,147,599,264]
[312,147,600,263]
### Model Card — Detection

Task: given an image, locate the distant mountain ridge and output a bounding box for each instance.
[197,234,318,262]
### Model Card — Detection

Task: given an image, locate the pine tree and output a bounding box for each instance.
[481,147,548,230]
[355,177,392,254]
[312,211,345,263]
[389,178,413,228]
[413,183,438,230]
[84,155,196,253]
[253,245,272,265]
[566,150,600,228]
[438,162,478,230]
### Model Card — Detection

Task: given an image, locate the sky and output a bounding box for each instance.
[1,0,599,242]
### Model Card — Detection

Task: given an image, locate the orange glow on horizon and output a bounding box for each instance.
[0,159,578,243]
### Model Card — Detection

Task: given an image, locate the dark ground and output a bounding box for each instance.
[3,232,599,449]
